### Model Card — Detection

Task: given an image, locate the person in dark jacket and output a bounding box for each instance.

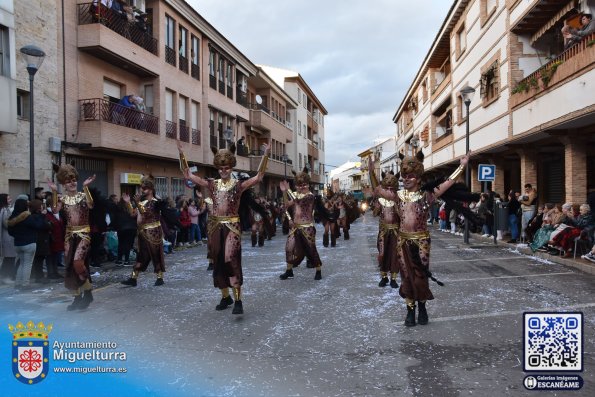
[29,199,52,282]
[45,196,65,279]
[7,197,50,288]
[115,195,138,265]
[507,191,521,243]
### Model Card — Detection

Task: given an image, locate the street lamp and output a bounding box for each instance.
[281,154,288,178]
[459,85,476,244]
[20,44,46,199]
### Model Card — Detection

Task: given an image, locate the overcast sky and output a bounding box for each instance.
[189,0,453,169]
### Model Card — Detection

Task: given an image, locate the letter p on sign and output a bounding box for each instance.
[478,164,496,182]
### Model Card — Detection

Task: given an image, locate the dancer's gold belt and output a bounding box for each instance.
[208,216,241,236]
[65,225,91,241]
[398,230,430,240]
[210,216,240,223]
[141,221,161,230]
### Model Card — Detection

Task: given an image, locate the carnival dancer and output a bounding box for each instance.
[322,190,338,247]
[250,195,266,247]
[371,151,472,326]
[279,168,334,280]
[369,171,401,288]
[121,175,167,287]
[180,142,270,315]
[48,163,97,310]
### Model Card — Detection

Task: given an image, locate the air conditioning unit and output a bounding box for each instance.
[49,137,62,153]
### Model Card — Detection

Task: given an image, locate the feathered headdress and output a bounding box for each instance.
[380,171,399,189]
[141,174,155,191]
[53,161,78,184]
[399,150,425,178]
[292,166,311,186]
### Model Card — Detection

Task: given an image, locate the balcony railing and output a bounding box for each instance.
[191,63,200,80]
[191,128,200,145]
[218,80,225,95]
[179,54,188,74]
[210,134,217,147]
[209,74,217,89]
[165,120,177,139]
[165,46,176,66]
[179,124,189,142]
[513,32,595,94]
[227,85,233,99]
[77,3,158,55]
[79,98,159,134]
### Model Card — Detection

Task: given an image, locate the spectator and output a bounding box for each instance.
[177,200,191,246]
[45,196,65,279]
[562,13,595,49]
[525,204,545,244]
[549,204,594,257]
[115,94,136,126]
[187,199,203,244]
[477,193,493,237]
[236,136,247,156]
[115,195,138,266]
[438,202,448,232]
[29,199,52,282]
[7,197,50,289]
[507,191,521,243]
[582,243,595,263]
[0,194,16,283]
[519,183,538,241]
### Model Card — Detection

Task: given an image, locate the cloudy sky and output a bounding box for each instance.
[189,0,453,169]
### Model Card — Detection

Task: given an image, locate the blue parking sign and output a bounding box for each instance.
[478,164,496,181]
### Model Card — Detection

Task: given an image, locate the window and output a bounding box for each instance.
[0,25,9,77]
[298,120,302,135]
[165,16,175,48]
[299,153,303,169]
[171,178,184,199]
[155,177,168,199]
[456,24,466,58]
[480,60,499,105]
[218,57,225,94]
[16,89,30,120]
[481,0,498,26]
[165,89,174,122]
[103,79,121,102]
[143,84,154,114]
[297,88,302,103]
[209,49,216,89]
[226,62,232,99]
[178,96,186,124]
[191,36,199,64]
[179,26,187,57]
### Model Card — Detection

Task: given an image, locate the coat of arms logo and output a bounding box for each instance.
[8,321,53,385]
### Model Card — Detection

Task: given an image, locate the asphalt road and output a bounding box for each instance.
[1,214,593,396]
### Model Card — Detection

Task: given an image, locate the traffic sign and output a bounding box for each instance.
[478,164,496,181]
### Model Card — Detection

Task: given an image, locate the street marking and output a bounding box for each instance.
[433,256,530,264]
[431,302,595,323]
[445,271,575,283]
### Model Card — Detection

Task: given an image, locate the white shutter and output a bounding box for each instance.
[103,80,121,99]
[191,102,198,129]
[178,96,186,121]
[165,90,173,121]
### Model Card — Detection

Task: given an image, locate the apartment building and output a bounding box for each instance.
[260,66,328,194]
[0,0,305,200]
[357,136,398,190]
[393,0,594,204]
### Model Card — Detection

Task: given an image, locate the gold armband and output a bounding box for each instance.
[257,154,269,174]
[448,164,465,181]
[286,188,296,201]
[285,210,292,222]
[138,202,146,214]
[179,151,189,172]
[83,186,94,206]
[126,201,134,215]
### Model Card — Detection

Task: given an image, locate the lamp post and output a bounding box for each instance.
[281,154,288,178]
[459,85,476,244]
[20,44,46,199]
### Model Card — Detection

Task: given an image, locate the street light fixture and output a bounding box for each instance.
[459,85,476,244]
[20,44,46,199]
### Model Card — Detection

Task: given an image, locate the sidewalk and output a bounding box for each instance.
[470,232,595,275]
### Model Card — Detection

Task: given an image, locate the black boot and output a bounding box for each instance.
[121,278,137,287]
[67,294,83,311]
[417,301,428,325]
[390,279,399,289]
[258,235,265,247]
[207,262,214,271]
[305,259,314,268]
[154,278,164,286]
[344,229,350,240]
[279,269,294,280]
[323,233,329,247]
[215,296,234,310]
[331,234,336,247]
[251,233,257,247]
[404,305,416,327]
[314,270,322,280]
[78,290,94,310]
[378,277,389,287]
[232,300,243,314]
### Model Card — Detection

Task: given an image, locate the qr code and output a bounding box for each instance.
[524,312,582,371]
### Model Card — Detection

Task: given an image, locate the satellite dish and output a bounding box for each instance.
[255,95,263,105]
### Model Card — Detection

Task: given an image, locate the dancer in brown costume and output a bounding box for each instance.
[279,168,334,280]
[369,171,401,288]
[121,175,167,287]
[48,163,96,310]
[180,141,270,314]
[371,151,471,326]
[322,191,338,247]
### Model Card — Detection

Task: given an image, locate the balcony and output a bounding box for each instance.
[179,124,189,142]
[248,104,293,143]
[165,46,176,67]
[191,63,200,80]
[79,98,158,134]
[191,128,200,145]
[307,140,319,158]
[77,3,158,77]
[179,54,188,74]
[165,120,177,139]
[510,33,595,108]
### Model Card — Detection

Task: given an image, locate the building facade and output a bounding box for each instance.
[393,0,594,204]
[1,0,325,201]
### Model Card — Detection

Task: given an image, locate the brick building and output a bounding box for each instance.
[392,0,595,204]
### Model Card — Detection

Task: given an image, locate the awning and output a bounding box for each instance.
[531,1,578,44]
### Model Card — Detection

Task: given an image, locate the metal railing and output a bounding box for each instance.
[191,63,200,80]
[210,134,217,147]
[191,128,200,145]
[179,124,189,142]
[79,98,159,134]
[226,85,233,99]
[165,120,177,139]
[515,32,595,93]
[77,3,158,55]
[165,46,176,66]
[179,54,188,74]
[209,74,217,89]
